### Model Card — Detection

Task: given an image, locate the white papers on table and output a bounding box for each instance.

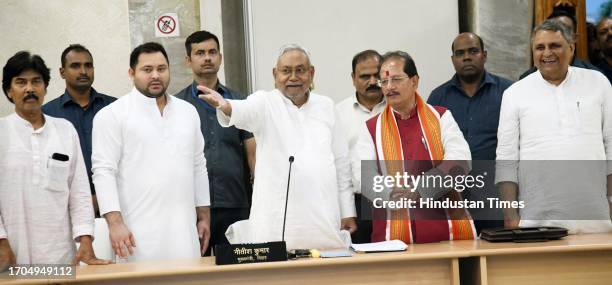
[350,240,408,253]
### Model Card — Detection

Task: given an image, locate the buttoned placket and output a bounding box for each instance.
[160,99,172,141]
[551,82,581,136]
[29,124,43,186]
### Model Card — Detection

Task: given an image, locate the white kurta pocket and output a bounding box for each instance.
[45,158,70,192]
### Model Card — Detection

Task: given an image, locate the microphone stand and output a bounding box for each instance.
[282,156,294,242]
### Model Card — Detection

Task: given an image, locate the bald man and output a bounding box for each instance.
[428,33,513,233]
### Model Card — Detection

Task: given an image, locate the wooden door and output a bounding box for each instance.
[535,0,588,60]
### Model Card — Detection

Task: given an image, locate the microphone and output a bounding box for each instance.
[282,156,295,242]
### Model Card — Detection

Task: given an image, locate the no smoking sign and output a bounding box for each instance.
[155,13,180,38]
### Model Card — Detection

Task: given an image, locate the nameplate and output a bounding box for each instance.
[214,241,288,265]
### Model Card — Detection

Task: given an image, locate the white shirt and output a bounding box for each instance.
[496,67,612,233]
[335,94,386,194]
[219,89,354,250]
[0,113,94,264]
[92,88,210,261]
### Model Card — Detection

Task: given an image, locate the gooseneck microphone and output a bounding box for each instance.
[214,156,293,265]
[282,156,295,242]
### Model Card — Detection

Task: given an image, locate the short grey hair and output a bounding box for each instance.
[532,19,576,44]
[275,44,312,66]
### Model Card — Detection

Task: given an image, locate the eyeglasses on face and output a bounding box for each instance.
[377,75,410,87]
[278,66,309,77]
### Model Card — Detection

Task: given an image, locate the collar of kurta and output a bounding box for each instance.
[10,112,48,134]
[130,87,172,106]
[536,66,574,87]
[276,88,311,109]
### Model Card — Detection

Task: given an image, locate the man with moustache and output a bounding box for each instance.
[0,51,109,267]
[175,30,255,255]
[353,51,476,244]
[428,33,512,233]
[198,44,356,250]
[595,17,612,83]
[43,44,116,216]
[92,42,211,261]
[496,20,612,233]
[335,50,385,243]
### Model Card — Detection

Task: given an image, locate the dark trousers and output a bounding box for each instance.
[351,194,373,244]
[205,207,250,256]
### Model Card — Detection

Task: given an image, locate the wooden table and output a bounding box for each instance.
[1,233,611,285]
[456,233,612,285]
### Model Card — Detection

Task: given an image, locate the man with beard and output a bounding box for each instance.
[0,51,109,267]
[428,33,512,232]
[336,50,385,243]
[43,44,116,216]
[198,44,356,250]
[595,17,612,83]
[175,30,255,255]
[496,20,612,233]
[92,42,211,261]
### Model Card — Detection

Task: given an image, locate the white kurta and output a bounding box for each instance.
[496,67,612,233]
[92,88,210,261]
[218,89,354,250]
[335,95,385,194]
[0,113,94,264]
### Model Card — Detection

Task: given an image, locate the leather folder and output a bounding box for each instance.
[480,227,568,242]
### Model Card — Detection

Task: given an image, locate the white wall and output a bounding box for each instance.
[0,0,460,116]
[0,0,132,117]
[200,0,225,84]
[246,0,459,103]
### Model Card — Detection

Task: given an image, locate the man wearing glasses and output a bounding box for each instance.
[197,44,356,250]
[428,33,513,233]
[352,51,476,244]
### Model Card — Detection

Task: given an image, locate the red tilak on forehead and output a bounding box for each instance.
[385,70,389,77]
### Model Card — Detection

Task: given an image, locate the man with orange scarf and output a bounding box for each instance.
[353,51,477,244]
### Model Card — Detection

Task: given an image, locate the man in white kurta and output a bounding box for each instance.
[92,43,210,261]
[198,45,355,250]
[0,114,94,264]
[496,20,612,234]
[1,51,105,266]
[93,88,210,261]
[335,50,386,243]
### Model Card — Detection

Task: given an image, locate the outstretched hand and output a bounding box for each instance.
[197,85,226,108]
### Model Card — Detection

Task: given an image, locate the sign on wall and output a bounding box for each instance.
[128,0,200,95]
[155,13,180,37]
